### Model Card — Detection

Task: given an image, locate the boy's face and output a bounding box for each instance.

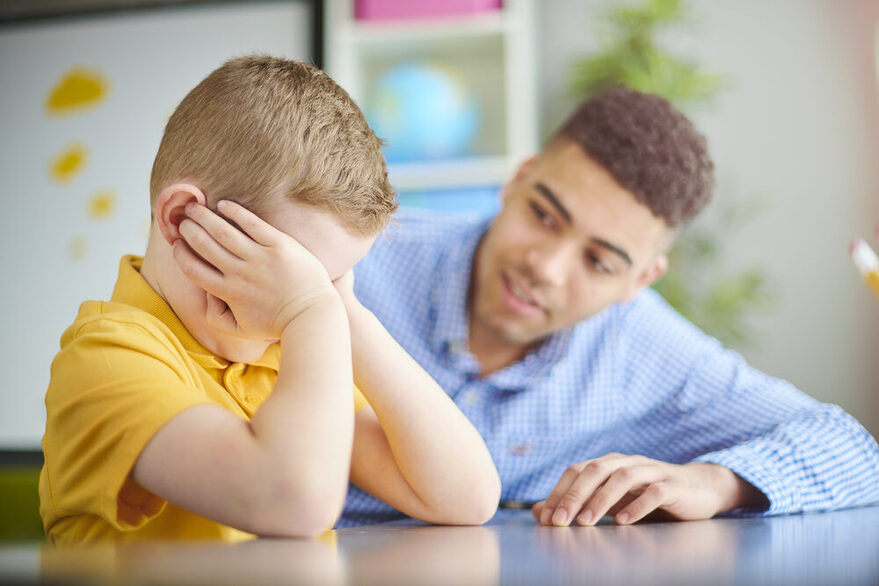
[169,199,375,364]
[469,140,673,349]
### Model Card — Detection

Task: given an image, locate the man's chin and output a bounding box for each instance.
[488,320,548,348]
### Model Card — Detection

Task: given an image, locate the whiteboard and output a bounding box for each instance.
[0,2,313,448]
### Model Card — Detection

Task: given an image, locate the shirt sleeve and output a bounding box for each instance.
[618,291,879,515]
[42,316,215,531]
[353,383,369,413]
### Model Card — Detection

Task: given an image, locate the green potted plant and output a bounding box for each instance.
[567,0,772,347]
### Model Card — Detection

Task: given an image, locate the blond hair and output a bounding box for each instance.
[150,55,396,236]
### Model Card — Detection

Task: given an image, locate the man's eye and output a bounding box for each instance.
[529,202,554,227]
[587,252,612,275]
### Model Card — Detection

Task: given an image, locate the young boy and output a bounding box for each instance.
[39,56,500,544]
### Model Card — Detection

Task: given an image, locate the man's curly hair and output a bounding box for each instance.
[552,86,714,228]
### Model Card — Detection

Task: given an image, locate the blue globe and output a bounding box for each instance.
[367,62,480,162]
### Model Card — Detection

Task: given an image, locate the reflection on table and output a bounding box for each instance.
[1,505,877,585]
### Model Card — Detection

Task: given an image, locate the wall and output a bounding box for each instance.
[538,0,879,436]
[0,1,313,448]
[2,0,877,448]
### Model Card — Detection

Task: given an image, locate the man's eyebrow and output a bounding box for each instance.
[534,181,632,267]
[534,183,572,225]
[592,238,632,267]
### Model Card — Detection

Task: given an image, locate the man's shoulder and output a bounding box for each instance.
[376,207,489,251]
[358,208,488,280]
[603,287,727,380]
[561,288,718,367]
[622,288,714,343]
[354,208,488,319]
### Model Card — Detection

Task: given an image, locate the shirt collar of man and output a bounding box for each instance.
[428,218,573,390]
[110,255,281,372]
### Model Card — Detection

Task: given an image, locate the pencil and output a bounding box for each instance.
[850,238,879,300]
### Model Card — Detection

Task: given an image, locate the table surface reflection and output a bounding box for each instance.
[2,505,878,585]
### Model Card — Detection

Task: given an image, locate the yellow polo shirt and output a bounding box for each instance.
[40,255,365,544]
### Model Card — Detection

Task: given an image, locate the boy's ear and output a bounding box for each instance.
[155,183,207,246]
[621,253,668,303]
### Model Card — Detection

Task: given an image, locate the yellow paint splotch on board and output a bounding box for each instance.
[50,143,88,184]
[46,68,109,116]
[88,190,116,220]
[69,236,87,260]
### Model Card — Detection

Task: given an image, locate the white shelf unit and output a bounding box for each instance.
[324,0,537,196]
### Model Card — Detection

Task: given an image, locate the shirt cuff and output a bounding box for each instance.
[692,444,797,516]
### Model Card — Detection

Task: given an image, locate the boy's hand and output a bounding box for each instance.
[332,269,363,314]
[173,200,337,341]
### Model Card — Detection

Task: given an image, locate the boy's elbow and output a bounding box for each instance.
[467,472,502,525]
[251,474,347,537]
[457,499,500,526]
[428,472,501,526]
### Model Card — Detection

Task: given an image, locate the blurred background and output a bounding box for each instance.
[1,0,877,453]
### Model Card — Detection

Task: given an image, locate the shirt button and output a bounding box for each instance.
[508,442,531,455]
[448,340,467,354]
[463,390,478,405]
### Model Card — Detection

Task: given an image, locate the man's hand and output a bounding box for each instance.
[532,454,766,526]
[173,200,337,341]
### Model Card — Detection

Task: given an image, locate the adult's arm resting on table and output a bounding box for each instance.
[619,291,879,516]
[537,291,879,525]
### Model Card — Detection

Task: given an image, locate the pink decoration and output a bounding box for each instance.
[354,0,502,21]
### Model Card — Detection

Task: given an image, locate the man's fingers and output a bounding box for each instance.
[576,465,661,526]
[539,465,583,525]
[552,469,612,526]
[614,481,674,525]
[531,501,545,521]
[540,454,637,526]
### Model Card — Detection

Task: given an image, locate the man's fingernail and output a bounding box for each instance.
[579,510,593,525]
[552,508,569,526]
[617,512,630,524]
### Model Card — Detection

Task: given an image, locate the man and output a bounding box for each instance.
[340,86,879,528]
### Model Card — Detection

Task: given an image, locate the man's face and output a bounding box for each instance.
[469,140,674,349]
[174,200,375,364]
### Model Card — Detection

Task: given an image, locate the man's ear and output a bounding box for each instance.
[621,253,668,303]
[499,155,538,204]
[155,183,207,246]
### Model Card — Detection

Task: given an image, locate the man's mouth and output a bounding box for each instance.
[502,272,544,316]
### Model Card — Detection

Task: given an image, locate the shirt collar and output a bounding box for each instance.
[110,255,280,371]
[428,220,486,356]
[428,220,573,390]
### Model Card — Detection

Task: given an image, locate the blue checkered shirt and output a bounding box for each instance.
[339,209,879,527]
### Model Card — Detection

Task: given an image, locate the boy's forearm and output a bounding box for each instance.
[249,296,354,532]
[347,305,500,523]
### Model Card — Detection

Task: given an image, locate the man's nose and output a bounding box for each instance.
[525,242,573,288]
